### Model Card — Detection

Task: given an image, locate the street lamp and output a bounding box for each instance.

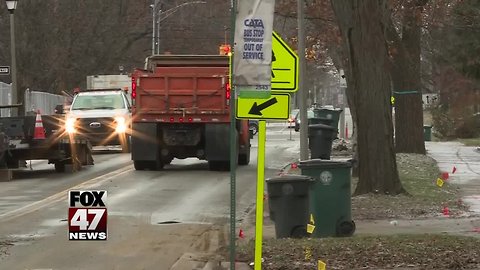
[5,0,19,116]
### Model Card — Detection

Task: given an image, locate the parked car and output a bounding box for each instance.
[294,109,315,132]
[288,109,299,127]
[249,120,259,135]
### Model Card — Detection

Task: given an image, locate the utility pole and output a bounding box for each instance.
[339,69,347,138]
[298,0,308,160]
[151,0,158,55]
[156,5,161,54]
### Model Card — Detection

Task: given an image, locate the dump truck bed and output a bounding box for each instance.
[133,55,231,123]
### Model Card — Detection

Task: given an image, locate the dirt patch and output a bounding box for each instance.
[237,234,480,270]
[0,240,13,257]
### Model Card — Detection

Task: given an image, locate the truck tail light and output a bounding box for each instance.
[131,77,137,99]
[225,82,231,100]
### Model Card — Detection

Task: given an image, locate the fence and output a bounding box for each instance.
[24,88,66,115]
[0,82,12,117]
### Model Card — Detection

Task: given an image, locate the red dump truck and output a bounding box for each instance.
[130,55,251,171]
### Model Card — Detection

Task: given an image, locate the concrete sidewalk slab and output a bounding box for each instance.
[426,142,480,214]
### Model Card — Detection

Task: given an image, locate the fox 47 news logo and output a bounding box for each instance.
[68,190,107,240]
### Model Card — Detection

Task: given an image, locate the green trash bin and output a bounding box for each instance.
[310,117,333,126]
[424,125,432,141]
[266,175,314,238]
[308,124,336,159]
[299,159,355,238]
[313,108,343,130]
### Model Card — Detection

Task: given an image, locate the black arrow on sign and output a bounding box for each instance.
[248,97,278,116]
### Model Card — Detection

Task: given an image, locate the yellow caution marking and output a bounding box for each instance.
[318,260,326,270]
[436,178,444,187]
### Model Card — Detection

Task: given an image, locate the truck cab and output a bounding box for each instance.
[66,89,132,152]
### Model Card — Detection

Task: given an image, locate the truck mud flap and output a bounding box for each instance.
[205,124,236,162]
[132,123,159,162]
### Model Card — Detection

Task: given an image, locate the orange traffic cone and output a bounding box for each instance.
[34,110,46,139]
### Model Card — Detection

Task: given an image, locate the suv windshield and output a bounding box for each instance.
[72,94,125,110]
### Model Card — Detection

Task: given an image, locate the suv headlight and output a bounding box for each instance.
[65,118,76,134]
[115,116,127,133]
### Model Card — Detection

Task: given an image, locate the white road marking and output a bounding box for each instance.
[0,165,133,222]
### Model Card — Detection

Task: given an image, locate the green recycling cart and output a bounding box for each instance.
[299,159,355,238]
[313,108,343,130]
[266,175,314,238]
[424,125,432,141]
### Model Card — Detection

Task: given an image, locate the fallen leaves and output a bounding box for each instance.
[238,235,480,270]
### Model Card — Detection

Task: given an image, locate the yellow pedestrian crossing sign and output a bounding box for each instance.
[236,93,290,120]
[271,31,299,92]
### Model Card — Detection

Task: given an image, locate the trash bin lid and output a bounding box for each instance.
[298,159,352,169]
[313,108,343,113]
[266,174,314,183]
[308,124,336,130]
[310,117,333,123]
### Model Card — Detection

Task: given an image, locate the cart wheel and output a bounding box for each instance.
[54,162,65,173]
[336,220,356,237]
[290,225,308,238]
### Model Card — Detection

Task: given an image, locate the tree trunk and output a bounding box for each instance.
[331,0,404,195]
[392,1,426,154]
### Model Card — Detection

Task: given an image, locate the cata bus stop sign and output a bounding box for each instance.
[233,0,275,99]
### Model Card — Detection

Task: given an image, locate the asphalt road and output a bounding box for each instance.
[0,122,299,270]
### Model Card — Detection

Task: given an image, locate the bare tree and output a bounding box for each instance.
[330,0,404,195]
[387,0,428,154]
[0,0,230,96]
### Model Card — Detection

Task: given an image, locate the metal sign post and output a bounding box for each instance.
[229,0,237,269]
[254,120,266,270]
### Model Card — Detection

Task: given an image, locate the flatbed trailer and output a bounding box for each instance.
[0,113,94,174]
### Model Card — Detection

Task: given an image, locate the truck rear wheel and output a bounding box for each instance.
[162,157,173,165]
[150,160,164,170]
[54,162,65,173]
[208,160,230,171]
[134,160,149,170]
[238,143,251,166]
[135,160,164,170]
[6,159,19,169]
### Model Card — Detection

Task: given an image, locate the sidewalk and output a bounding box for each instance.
[426,141,480,214]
